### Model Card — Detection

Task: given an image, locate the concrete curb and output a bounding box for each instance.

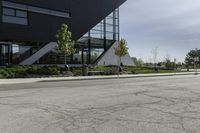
[0,72,198,85]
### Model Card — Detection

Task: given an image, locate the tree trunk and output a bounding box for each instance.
[119,57,122,67]
[64,54,67,70]
[117,57,121,76]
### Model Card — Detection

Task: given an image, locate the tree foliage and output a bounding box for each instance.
[114,38,129,72]
[185,48,200,67]
[56,24,75,57]
[114,38,129,58]
[164,59,176,70]
[132,57,144,67]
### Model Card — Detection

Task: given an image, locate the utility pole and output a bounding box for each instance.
[194,57,199,75]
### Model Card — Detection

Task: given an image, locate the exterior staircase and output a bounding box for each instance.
[20,42,57,65]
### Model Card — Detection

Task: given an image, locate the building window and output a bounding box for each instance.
[2,7,28,25]
[2,1,70,18]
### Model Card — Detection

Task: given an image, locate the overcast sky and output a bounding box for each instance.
[120,0,200,62]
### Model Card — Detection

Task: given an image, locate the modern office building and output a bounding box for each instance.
[0,0,134,66]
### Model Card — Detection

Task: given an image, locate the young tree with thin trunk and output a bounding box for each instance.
[56,24,75,69]
[114,38,129,71]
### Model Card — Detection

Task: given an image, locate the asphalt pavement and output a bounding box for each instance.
[0,75,200,133]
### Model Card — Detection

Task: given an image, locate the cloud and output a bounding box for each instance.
[120,0,200,62]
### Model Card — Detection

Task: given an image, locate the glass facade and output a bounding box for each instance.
[39,9,120,65]
[72,9,120,64]
[0,43,33,65]
[89,8,119,40]
[0,44,11,66]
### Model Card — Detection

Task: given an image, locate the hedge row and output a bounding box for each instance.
[0,65,181,78]
[0,66,61,78]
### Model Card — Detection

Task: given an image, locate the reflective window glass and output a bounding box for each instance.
[16,10,27,18]
[2,7,28,25]
[3,8,15,16]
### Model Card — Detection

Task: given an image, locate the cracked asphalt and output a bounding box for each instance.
[0,75,200,133]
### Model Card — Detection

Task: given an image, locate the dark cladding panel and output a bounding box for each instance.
[70,0,126,40]
[28,14,70,42]
[0,0,71,42]
[0,0,126,42]
[0,1,1,19]
[0,0,2,39]
[4,0,70,11]
[1,12,70,42]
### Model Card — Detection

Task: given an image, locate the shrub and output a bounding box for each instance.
[0,69,10,78]
[27,66,60,75]
[42,66,60,75]
[0,66,61,78]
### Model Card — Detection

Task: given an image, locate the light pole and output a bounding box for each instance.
[194,57,199,75]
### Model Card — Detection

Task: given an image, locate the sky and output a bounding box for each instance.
[120,0,200,63]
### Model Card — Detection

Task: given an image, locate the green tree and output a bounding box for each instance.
[185,48,200,68]
[164,58,176,70]
[114,38,129,68]
[132,57,144,67]
[56,24,76,69]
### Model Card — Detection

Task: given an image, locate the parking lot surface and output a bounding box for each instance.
[0,75,200,133]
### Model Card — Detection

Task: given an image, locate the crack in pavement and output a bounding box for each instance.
[1,76,200,133]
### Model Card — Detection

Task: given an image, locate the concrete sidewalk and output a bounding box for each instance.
[0,72,198,85]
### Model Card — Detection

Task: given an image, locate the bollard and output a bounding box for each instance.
[82,64,88,76]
